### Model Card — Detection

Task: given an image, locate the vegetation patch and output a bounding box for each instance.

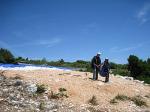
[88,95,98,106]
[0,48,15,63]
[13,76,22,80]
[110,94,129,104]
[112,69,129,76]
[110,99,118,104]
[49,88,68,99]
[114,94,130,101]
[110,94,148,107]
[39,102,45,110]
[131,96,147,107]
[36,84,47,94]
[59,88,67,92]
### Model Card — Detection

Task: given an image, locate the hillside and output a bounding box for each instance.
[0,69,150,112]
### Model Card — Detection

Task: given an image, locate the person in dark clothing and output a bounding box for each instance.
[101,58,110,82]
[91,52,101,80]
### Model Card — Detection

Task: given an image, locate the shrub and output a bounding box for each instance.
[39,102,45,110]
[110,95,147,107]
[36,84,46,94]
[112,69,129,76]
[0,53,5,63]
[49,88,68,99]
[49,91,60,99]
[131,96,147,107]
[114,94,130,101]
[0,48,15,63]
[110,94,129,105]
[137,75,150,84]
[110,99,118,104]
[88,95,98,106]
[58,88,68,98]
[127,55,150,84]
[59,88,67,92]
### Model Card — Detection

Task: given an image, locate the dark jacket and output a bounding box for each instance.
[91,56,101,69]
[102,62,110,73]
[100,61,110,77]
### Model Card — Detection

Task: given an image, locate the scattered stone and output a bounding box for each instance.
[144,110,150,112]
[116,75,124,79]
[0,98,4,102]
[26,84,37,93]
[0,75,6,81]
[0,71,149,112]
[124,76,134,81]
[144,83,150,86]
[134,80,144,84]
[0,75,77,112]
[14,80,23,86]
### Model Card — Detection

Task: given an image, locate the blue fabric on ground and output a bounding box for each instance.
[0,63,71,70]
[100,66,109,77]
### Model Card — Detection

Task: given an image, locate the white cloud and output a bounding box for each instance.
[110,43,143,53]
[36,38,61,47]
[137,3,150,24]
[11,38,62,48]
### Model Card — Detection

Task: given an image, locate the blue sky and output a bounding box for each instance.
[0,0,150,63]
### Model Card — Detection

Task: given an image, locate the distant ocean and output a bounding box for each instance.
[0,63,71,71]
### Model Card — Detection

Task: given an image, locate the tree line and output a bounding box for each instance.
[0,48,149,83]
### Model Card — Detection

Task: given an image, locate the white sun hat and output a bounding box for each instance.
[97,52,101,55]
[105,57,109,60]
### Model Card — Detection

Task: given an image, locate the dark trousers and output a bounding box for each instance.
[93,67,100,80]
[105,73,109,82]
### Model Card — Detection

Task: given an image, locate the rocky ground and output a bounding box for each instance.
[0,70,150,112]
[0,72,89,112]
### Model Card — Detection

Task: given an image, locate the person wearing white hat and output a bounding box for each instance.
[100,58,110,82]
[91,52,102,80]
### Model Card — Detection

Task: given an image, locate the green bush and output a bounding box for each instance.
[127,55,150,84]
[128,55,139,78]
[136,75,150,84]
[112,69,129,76]
[0,48,15,63]
[0,53,5,63]
[49,88,68,99]
[36,84,46,94]
[59,88,67,92]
